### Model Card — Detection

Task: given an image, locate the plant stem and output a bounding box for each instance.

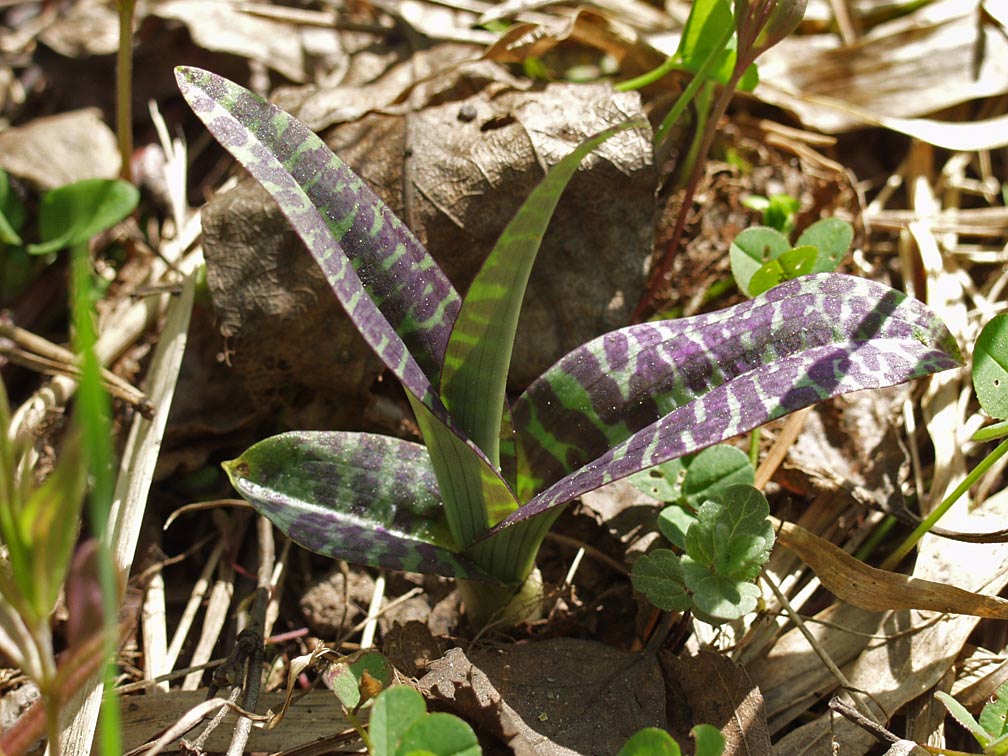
[70,243,122,756]
[115,0,136,182]
[748,427,761,468]
[653,24,735,146]
[881,438,1008,570]
[632,63,748,322]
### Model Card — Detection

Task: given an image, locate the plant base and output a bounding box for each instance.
[458,567,545,632]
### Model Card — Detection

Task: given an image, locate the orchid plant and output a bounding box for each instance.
[176,67,962,628]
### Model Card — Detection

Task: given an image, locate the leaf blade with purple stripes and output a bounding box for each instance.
[223,431,494,580]
[501,273,961,525]
[439,120,647,471]
[175,66,457,395]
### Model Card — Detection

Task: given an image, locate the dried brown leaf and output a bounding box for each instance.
[756,0,1008,137]
[482,9,664,79]
[418,640,666,756]
[773,517,1008,618]
[661,650,771,756]
[0,109,120,189]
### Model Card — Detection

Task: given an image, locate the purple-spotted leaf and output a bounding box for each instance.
[440,120,646,472]
[175,67,458,382]
[223,431,494,581]
[497,273,961,528]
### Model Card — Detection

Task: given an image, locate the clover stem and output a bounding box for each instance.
[881,437,1008,570]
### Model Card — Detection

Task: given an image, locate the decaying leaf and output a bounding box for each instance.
[661,650,771,756]
[756,0,1008,135]
[150,0,324,82]
[0,109,120,189]
[418,641,666,756]
[773,516,1008,618]
[202,73,655,410]
[481,9,665,80]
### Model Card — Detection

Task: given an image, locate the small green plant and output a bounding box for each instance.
[177,67,960,630]
[0,176,135,754]
[631,0,810,317]
[936,679,1008,754]
[0,172,138,305]
[729,217,854,297]
[741,192,800,235]
[631,476,772,625]
[618,725,725,756]
[318,650,480,756]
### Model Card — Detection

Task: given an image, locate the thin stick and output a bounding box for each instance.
[755,407,812,489]
[225,517,276,756]
[360,572,386,650]
[0,322,152,415]
[763,569,878,723]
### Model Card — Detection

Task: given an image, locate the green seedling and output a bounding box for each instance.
[936,679,1008,754]
[882,314,1008,569]
[729,217,854,297]
[176,67,960,630]
[0,171,136,754]
[632,483,772,624]
[323,650,479,756]
[633,0,811,319]
[618,0,759,139]
[0,174,138,306]
[26,178,138,256]
[742,193,800,235]
[618,725,725,756]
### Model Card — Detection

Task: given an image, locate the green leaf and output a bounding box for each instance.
[936,691,989,747]
[631,550,691,611]
[679,561,761,622]
[747,245,818,297]
[684,485,773,580]
[24,433,86,620]
[372,687,428,756]
[743,193,799,234]
[974,419,1008,442]
[680,445,754,508]
[322,650,393,710]
[408,395,522,568]
[441,120,643,472]
[988,733,1008,756]
[657,506,695,550]
[980,680,1008,742]
[728,226,790,296]
[678,0,757,89]
[397,713,481,756]
[617,727,682,756]
[796,218,853,273]
[223,431,494,581]
[629,458,684,502]
[691,724,726,756]
[974,314,1008,420]
[27,179,138,255]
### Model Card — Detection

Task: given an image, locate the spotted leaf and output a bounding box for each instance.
[223,431,494,580]
[498,273,961,527]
